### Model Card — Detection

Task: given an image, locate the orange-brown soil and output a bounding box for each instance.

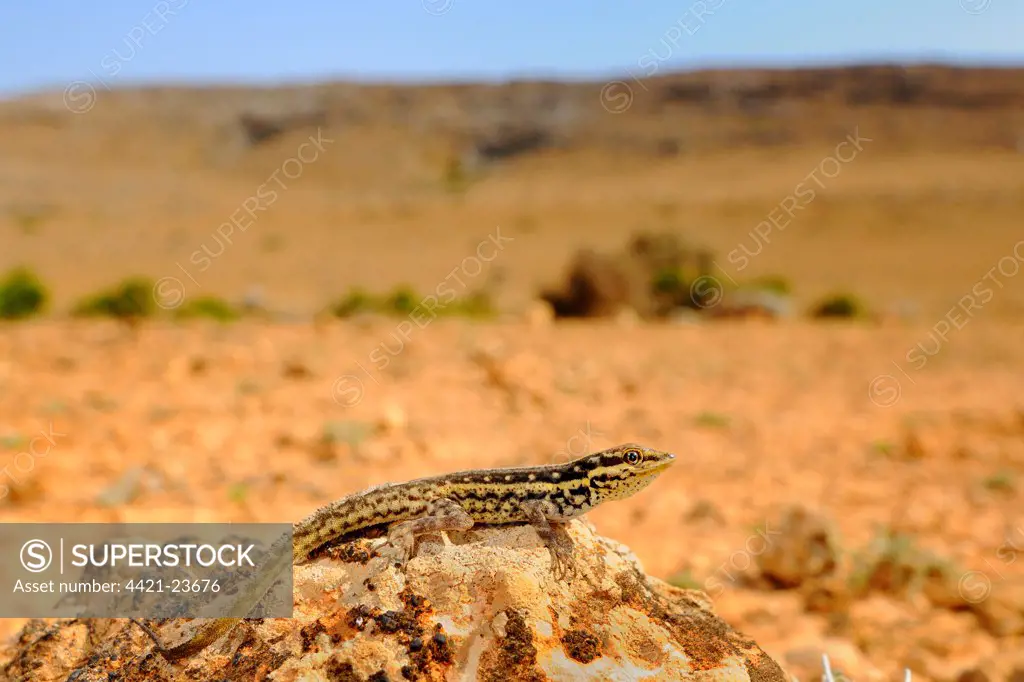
[1,64,1023,680]
[1,319,1022,679]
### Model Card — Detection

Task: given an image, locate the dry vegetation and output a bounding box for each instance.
[1,64,1024,681]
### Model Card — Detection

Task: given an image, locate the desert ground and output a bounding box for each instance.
[0,65,1023,680]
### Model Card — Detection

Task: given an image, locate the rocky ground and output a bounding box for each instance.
[1,64,1023,680]
[0,318,1022,680]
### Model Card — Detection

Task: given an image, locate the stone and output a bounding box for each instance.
[0,521,787,681]
[523,299,555,327]
[971,576,1024,637]
[757,505,840,589]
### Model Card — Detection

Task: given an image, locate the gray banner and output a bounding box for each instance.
[0,523,293,618]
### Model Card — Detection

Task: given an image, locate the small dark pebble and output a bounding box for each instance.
[325,660,360,681]
[562,629,602,664]
[301,621,327,652]
[401,664,417,680]
[400,590,430,613]
[429,623,454,664]
[376,611,405,634]
[409,637,424,652]
[368,671,391,682]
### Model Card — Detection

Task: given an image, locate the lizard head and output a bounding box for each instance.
[580,443,675,504]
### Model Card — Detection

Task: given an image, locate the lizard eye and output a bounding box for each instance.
[624,449,641,465]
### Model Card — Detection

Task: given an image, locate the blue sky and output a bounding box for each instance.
[1,1,1021,96]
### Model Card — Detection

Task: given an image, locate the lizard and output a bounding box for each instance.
[132,442,675,662]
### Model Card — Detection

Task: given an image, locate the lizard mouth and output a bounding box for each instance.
[643,454,675,475]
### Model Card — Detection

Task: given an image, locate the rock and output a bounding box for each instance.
[0,521,787,681]
[756,505,840,589]
[956,668,990,682]
[282,358,314,380]
[710,290,794,321]
[233,105,327,148]
[668,308,703,325]
[905,609,994,666]
[971,576,1024,636]
[470,123,558,164]
[905,648,948,681]
[240,285,266,312]
[902,429,929,460]
[540,248,636,319]
[376,403,408,434]
[94,467,144,507]
[685,500,726,527]
[523,299,555,327]
[922,564,972,611]
[845,595,918,661]
[958,650,1024,682]
[538,230,722,321]
[801,574,852,619]
[0,470,44,506]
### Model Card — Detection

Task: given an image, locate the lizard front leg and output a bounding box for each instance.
[519,500,577,581]
[386,498,475,565]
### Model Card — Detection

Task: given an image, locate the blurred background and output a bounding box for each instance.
[1,2,1023,679]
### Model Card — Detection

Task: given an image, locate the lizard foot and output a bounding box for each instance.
[384,498,475,568]
[547,535,578,582]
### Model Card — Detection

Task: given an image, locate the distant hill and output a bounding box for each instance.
[1,64,1022,318]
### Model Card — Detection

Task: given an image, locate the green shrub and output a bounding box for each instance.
[747,275,792,296]
[330,285,496,319]
[848,526,954,599]
[810,292,865,319]
[650,267,698,314]
[330,288,377,318]
[382,285,418,315]
[72,277,157,319]
[446,290,496,318]
[0,267,49,320]
[982,470,1016,493]
[652,268,687,296]
[693,411,731,429]
[227,482,249,504]
[174,296,239,322]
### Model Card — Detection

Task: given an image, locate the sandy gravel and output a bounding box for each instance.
[0,318,1022,679]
